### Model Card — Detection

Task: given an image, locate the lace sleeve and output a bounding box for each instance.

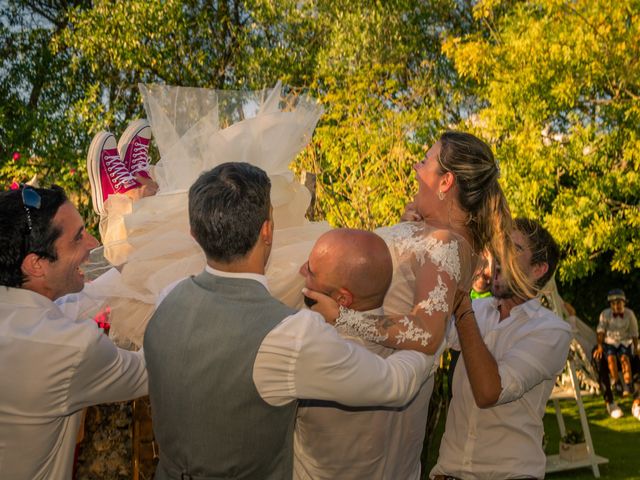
[335,225,471,355]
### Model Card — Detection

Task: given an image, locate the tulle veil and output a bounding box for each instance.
[81,82,331,347]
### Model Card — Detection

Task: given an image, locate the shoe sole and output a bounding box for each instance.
[117,118,151,170]
[87,132,113,216]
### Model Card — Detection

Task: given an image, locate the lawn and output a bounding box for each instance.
[425,394,640,479]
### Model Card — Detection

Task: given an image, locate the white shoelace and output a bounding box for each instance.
[129,141,150,174]
[105,153,136,188]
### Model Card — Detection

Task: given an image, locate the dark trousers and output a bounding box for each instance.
[591,346,640,403]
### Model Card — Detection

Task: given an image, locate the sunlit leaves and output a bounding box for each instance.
[446,0,640,281]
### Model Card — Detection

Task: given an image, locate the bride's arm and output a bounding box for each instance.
[305,232,462,355]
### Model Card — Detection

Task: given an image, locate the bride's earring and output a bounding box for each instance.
[438,190,445,201]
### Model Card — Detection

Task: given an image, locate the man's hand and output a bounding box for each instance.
[302,287,340,324]
[593,345,604,361]
[453,288,473,324]
[400,202,422,222]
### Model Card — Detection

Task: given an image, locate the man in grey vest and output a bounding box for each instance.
[144,162,432,480]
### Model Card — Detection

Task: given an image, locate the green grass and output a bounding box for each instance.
[426,395,640,479]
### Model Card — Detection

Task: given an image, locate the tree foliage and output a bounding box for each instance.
[444,0,640,282]
[295,0,476,229]
[2,0,638,305]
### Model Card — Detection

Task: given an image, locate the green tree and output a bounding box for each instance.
[1,0,324,226]
[0,0,93,215]
[443,0,640,283]
[297,0,474,230]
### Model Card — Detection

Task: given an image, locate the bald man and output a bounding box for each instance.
[296,228,421,479]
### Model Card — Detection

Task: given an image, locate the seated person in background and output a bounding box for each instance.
[0,185,148,480]
[296,228,430,480]
[592,341,640,420]
[431,218,572,480]
[593,289,638,398]
[634,397,640,421]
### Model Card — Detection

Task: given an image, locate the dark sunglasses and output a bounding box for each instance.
[21,184,42,235]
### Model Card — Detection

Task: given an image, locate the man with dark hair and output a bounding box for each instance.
[144,163,432,480]
[431,218,572,480]
[0,185,148,480]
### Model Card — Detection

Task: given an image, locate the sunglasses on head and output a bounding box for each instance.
[21,184,42,235]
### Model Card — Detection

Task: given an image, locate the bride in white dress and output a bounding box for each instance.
[83,82,531,361]
[75,82,533,479]
[83,83,331,344]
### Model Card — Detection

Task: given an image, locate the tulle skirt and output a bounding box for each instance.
[83,82,331,347]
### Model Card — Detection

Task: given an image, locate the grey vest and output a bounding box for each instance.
[144,272,297,480]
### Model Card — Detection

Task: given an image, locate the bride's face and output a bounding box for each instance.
[413,141,445,218]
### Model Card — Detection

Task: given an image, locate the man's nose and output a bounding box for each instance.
[86,233,100,250]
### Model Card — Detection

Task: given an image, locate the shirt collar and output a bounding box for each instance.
[491,296,543,324]
[0,285,55,308]
[514,297,543,317]
[204,265,270,292]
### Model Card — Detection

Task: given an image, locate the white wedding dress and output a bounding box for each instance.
[83,82,331,346]
[82,83,477,356]
[74,82,477,478]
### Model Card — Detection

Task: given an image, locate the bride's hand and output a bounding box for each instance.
[401,201,422,222]
[302,288,340,325]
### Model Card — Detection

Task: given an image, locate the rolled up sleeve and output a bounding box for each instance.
[496,326,571,405]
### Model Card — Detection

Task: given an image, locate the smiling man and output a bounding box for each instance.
[0,185,148,480]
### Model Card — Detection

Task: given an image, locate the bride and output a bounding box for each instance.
[305,130,532,355]
[83,82,531,359]
[83,82,332,344]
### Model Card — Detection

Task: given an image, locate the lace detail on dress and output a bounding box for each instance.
[380,223,425,262]
[427,238,461,282]
[380,223,461,281]
[335,306,389,344]
[417,275,449,316]
[395,316,433,347]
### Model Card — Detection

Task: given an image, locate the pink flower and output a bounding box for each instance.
[12,152,20,162]
[10,182,20,190]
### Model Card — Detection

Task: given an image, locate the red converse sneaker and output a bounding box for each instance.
[118,119,152,180]
[87,132,140,215]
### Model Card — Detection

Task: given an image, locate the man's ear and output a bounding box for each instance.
[335,288,354,308]
[261,219,274,246]
[531,262,549,284]
[21,253,46,281]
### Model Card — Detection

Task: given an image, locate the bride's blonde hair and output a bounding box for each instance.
[438,131,535,299]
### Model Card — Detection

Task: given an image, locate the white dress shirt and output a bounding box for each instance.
[293,307,436,480]
[431,297,572,480]
[0,287,148,480]
[182,267,431,407]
